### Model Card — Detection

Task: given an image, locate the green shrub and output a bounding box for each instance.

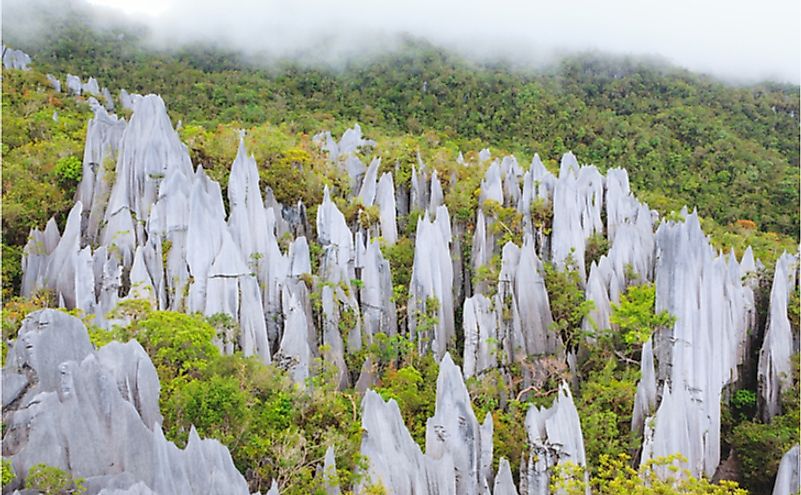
[731,410,799,493]
[53,155,82,183]
[1,458,15,486]
[26,463,86,494]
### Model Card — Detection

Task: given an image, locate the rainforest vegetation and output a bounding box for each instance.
[1,3,799,494]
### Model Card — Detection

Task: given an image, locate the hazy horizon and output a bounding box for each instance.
[4,0,800,84]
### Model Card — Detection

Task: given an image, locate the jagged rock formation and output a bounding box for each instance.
[46,73,62,92]
[14,66,795,489]
[550,154,603,281]
[408,207,455,359]
[493,459,518,495]
[357,389,456,494]
[2,45,31,70]
[772,445,800,495]
[79,103,128,243]
[321,446,341,495]
[2,310,249,494]
[640,211,757,477]
[462,293,499,378]
[425,353,490,495]
[758,252,799,420]
[361,239,398,339]
[520,382,588,495]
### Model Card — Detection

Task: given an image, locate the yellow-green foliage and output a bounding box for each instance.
[25,463,86,494]
[551,454,747,494]
[1,458,15,486]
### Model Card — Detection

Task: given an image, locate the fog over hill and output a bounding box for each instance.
[4,0,800,83]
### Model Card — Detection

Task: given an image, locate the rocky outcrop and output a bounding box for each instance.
[520,382,588,495]
[772,445,800,495]
[360,239,397,340]
[758,252,799,420]
[321,446,341,495]
[408,207,455,359]
[78,104,127,243]
[425,353,490,494]
[493,458,518,495]
[2,310,249,494]
[462,294,498,378]
[357,390,455,494]
[375,172,398,244]
[642,211,757,477]
[2,45,31,70]
[46,74,62,92]
[550,153,604,281]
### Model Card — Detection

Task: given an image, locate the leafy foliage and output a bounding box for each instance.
[25,464,86,494]
[1,458,15,486]
[544,255,594,351]
[552,454,747,494]
[610,283,675,346]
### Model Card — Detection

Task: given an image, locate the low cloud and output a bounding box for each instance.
[9,0,801,83]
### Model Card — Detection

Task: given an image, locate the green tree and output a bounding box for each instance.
[610,282,675,347]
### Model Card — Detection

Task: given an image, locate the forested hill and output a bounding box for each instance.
[3,3,801,495]
[3,1,799,238]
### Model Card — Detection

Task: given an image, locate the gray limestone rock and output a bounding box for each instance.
[77,104,127,244]
[322,446,341,495]
[493,458,518,495]
[521,383,588,495]
[425,353,487,495]
[276,289,312,386]
[360,240,397,340]
[550,153,604,281]
[772,445,800,495]
[408,209,455,359]
[102,95,193,269]
[429,169,445,215]
[83,77,101,96]
[480,161,504,205]
[102,87,115,110]
[266,480,280,495]
[375,172,398,244]
[515,236,558,356]
[322,284,350,390]
[2,310,249,494]
[758,252,799,420]
[357,389,455,494]
[98,482,158,495]
[2,45,31,70]
[46,74,61,92]
[645,211,757,477]
[631,338,657,435]
[119,89,143,111]
[358,157,381,206]
[462,294,498,378]
[21,218,61,299]
[66,74,83,95]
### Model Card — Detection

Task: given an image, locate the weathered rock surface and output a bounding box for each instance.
[520,382,588,495]
[2,45,31,70]
[357,390,455,494]
[493,458,518,495]
[772,445,800,495]
[408,207,455,359]
[643,211,757,477]
[425,353,489,495]
[462,294,498,378]
[2,310,249,494]
[758,252,799,420]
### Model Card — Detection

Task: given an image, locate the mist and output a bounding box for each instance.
[5,0,801,84]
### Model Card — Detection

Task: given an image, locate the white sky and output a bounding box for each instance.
[87,0,801,83]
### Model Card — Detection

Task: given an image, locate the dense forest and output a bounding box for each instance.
[1,2,799,495]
